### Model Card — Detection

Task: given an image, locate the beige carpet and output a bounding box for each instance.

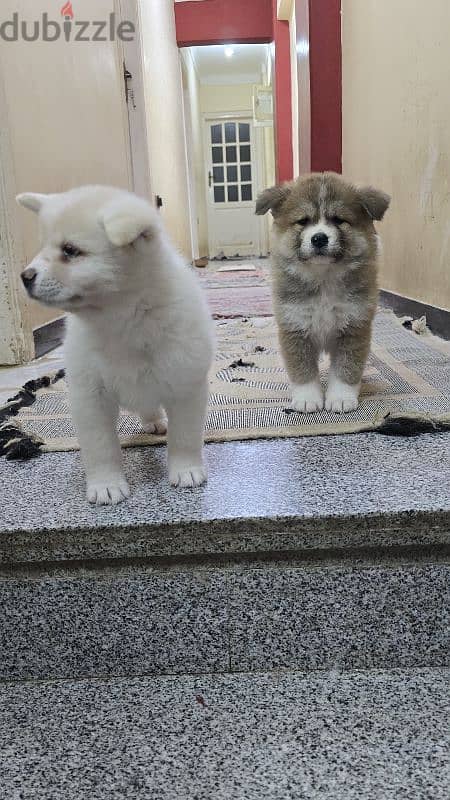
[2,309,449,458]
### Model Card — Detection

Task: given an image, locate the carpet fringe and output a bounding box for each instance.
[375,411,450,437]
[0,368,65,461]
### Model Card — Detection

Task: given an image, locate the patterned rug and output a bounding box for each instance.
[1,310,449,460]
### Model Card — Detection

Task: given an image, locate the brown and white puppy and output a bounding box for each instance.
[256,172,390,413]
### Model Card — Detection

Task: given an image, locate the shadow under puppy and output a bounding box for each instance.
[256,172,390,413]
[17,186,214,505]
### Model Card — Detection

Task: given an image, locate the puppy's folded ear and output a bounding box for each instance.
[16,193,49,213]
[255,184,291,216]
[357,187,391,221]
[99,195,159,247]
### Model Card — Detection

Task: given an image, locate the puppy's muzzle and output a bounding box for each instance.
[21,268,37,293]
[311,232,329,251]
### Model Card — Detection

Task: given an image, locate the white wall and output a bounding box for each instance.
[342,0,450,309]
[0,0,132,362]
[200,84,254,115]
[289,4,299,176]
[138,0,192,260]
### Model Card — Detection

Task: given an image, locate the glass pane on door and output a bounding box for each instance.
[225,122,236,143]
[208,119,254,204]
[241,184,252,201]
[238,123,250,142]
[214,186,225,203]
[227,165,238,182]
[211,124,222,144]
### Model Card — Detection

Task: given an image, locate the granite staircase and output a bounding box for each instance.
[0,433,449,798]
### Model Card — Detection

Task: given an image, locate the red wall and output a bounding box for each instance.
[272,2,293,182]
[175,0,342,181]
[309,0,342,172]
[175,0,273,46]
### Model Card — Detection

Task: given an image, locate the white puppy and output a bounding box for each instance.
[17,186,214,505]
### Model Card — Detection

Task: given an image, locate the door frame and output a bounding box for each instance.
[0,70,33,365]
[116,0,152,201]
[182,83,200,261]
[202,110,269,258]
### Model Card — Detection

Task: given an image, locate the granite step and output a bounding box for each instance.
[1,434,449,683]
[2,434,450,567]
[1,559,448,682]
[1,666,448,799]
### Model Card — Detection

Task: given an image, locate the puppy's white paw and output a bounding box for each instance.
[169,463,207,488]
[291,381,324,413]
[325,378,359,413]
[141,415,168,435]
[87,475,130,506]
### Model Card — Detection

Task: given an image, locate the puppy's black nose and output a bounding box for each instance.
[21,270,37,289]
[311,232,329,249]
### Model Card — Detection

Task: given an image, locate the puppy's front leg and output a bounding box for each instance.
[326,328,371,413]
[69,381,130,505]
[278,326,323,412]
[166,381,208,488]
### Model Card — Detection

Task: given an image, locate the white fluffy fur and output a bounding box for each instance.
[291,380,324,413]
[325,373,360,413]
[17,186,214,505]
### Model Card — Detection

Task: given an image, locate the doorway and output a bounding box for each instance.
[180,43,275,262]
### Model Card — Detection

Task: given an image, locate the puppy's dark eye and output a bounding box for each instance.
[61,243,83,260]
[296,217,310,226]
[331,216,347,226]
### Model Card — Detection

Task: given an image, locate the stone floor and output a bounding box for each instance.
[1,667,448,799]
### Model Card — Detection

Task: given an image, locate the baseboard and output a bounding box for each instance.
[379,290,450,341]
[33,316,66,358]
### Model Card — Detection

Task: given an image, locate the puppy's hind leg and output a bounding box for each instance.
[69,379,130,505]
[140,406,168,435]
[166,381,208,488]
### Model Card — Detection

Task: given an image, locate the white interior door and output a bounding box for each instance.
[118,0,152,202]
[205,117,261,258]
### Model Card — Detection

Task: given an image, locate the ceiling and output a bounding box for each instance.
[187,44,271,85]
